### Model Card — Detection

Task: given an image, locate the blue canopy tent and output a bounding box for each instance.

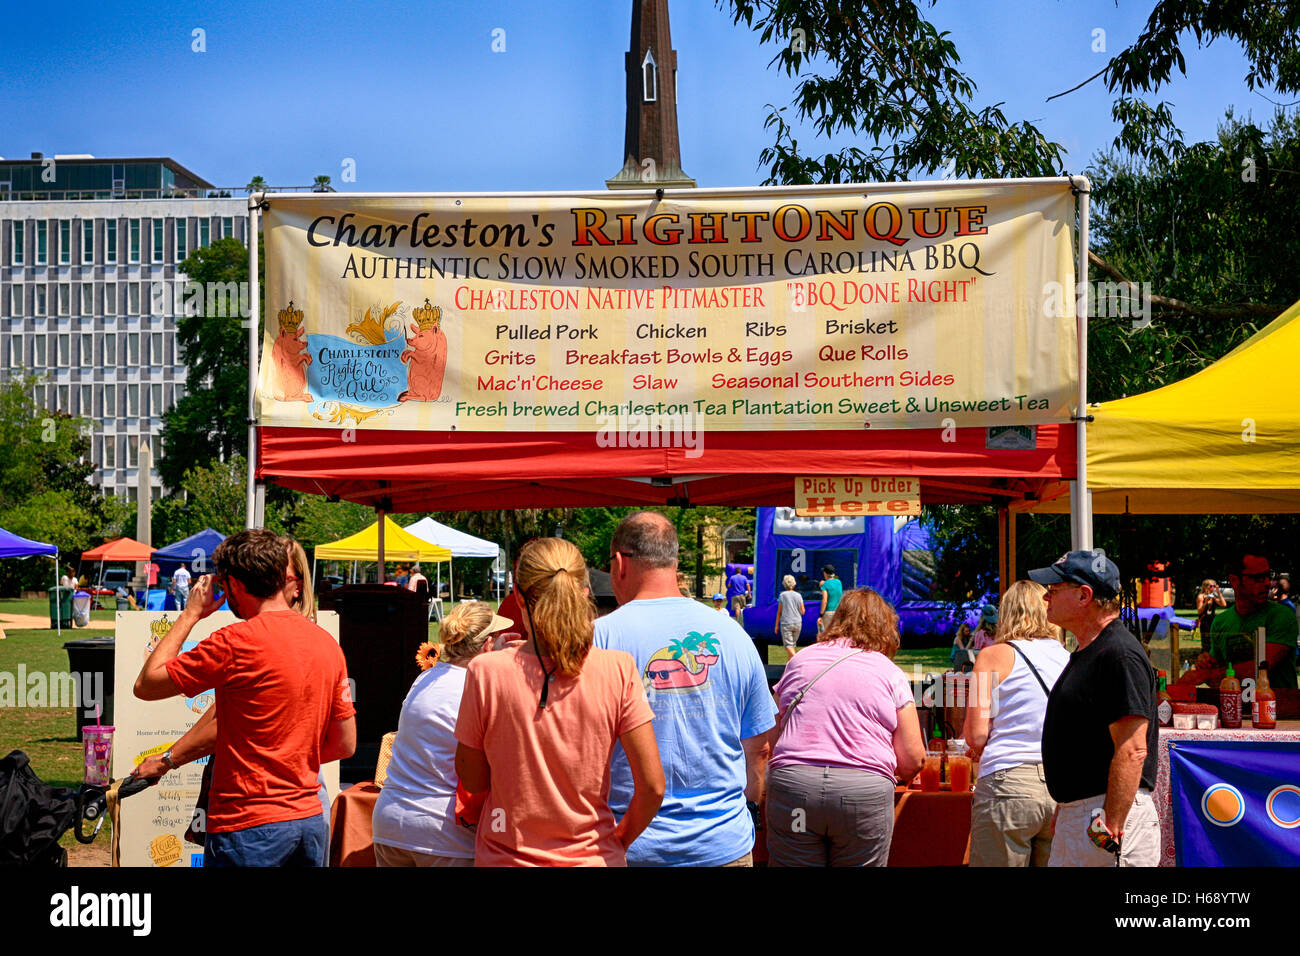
[151,528,229,611]
[0,526,60,634]
[152,528,226,576]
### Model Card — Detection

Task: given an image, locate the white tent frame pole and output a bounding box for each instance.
[1071,178,1093,551]
[245,199,262,530]
[54,550,60,636]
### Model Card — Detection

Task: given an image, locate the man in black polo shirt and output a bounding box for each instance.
[1032,549,1160,866]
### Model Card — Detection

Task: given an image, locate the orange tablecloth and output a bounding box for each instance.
[331,780,972,866]
[329,782,381,867]
[888,788,971,866]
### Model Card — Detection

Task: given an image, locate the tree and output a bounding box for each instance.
[1052,1,1300,164]
[0,376,125,593]
[313,175,333,193]
[157,237,261,492]
[719,0,1067,183]
[246,175,267,194]
[1087,109,1300,401]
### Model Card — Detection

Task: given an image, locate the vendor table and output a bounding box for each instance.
[1154,720,1300,866]
[328,781,972,867]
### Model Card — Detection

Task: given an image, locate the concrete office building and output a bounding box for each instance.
[0,154,249,501]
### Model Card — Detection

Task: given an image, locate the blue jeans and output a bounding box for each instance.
[205,814,328,867]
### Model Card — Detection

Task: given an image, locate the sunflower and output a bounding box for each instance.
[415,642,441,670]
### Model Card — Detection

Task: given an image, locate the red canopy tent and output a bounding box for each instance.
[81,538,156,561]
[258,424,1076,511]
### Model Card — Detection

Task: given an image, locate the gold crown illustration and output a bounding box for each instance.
[278,301,304,332]
[413,298,442,331]
[149,618,171,640]
[346,302,401,345]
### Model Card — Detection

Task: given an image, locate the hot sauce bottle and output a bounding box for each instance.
[1253,661,1277,730]
[1156,671,1173,727]
[1219,664,1242,729]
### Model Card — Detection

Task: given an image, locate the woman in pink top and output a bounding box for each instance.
[454,538,665,866]
[766,588,925,867]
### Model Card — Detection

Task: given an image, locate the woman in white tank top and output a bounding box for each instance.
[961,580,1071,866]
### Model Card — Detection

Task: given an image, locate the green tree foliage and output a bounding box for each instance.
[0,377,126,593]
[1088,110,1300,401]
[720,0,1065,183]
[158,237,262,492]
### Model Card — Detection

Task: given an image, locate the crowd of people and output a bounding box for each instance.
[125,517,1298,869]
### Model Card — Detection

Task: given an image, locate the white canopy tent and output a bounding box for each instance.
[403,517,503,609]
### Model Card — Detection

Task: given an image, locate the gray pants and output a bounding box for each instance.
[969,763,1055,866]
[766,765,895,867]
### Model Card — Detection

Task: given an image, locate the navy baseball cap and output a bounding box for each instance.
[1028,549,1121,599]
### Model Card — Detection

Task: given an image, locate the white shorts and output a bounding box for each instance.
[1048,790,1160,867]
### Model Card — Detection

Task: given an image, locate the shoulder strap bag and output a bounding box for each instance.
[1008,641,1053,697]
[777,649,864,735]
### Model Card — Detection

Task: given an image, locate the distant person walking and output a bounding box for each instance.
[776,575,805,660]
[172,563,192,611]
[818,565,842,632]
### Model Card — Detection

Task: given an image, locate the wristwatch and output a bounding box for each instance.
[161,750,177,771]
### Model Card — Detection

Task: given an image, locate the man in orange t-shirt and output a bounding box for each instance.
[134,529,356,867]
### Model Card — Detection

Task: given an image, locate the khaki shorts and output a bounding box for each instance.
[780,622,801,649]
[373,842,473,867]
[1048,790,1160,867]
[969,763,1055,867]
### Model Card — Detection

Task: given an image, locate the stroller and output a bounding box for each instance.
[0,750,150,866]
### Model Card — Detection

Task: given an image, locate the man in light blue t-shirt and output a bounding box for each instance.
[595,512,775,866]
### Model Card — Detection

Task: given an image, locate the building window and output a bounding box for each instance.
[34,285,46,317]
[175,219,188,262]
[127,282,140,315]
[127,332,140,367]
[81,283,94,316]
[104,385,116,417]
[129,220,140,263]
[104,282,116,315]
[105,220,117,264]
[35,221,47,265]
[81,333,94,366]
[199,218,210,248]
[642,49,657,102]
[80,384,93,416]
[6,336,17,367]
[221,216,234,240]
[33,335,47,368]
[103,436,116,467]
[82,220,94,264]
[58,283,70,317]
[103,333,117,367]
[152,220,164,263]
[57,384,70,411]
[57,334,70,368]
[127,384,139,418]
[174,380,186,402]
[59,220,71,264]
[127,435,139,468]
[150,383,163,417]
[10,285,22,317]
[150,331,163,365]
[11,222,23,265]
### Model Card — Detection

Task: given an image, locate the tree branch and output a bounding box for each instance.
[1047,64,1110,102]
[1088,251,1285,318]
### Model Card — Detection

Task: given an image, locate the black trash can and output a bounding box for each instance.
[61,636,115,741]
[48,586,74,629]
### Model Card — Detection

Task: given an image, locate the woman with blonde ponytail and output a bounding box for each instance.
[454,538,665,866]
[372,600,513,867]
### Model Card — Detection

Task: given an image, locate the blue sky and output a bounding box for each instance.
[1,0,1280,192]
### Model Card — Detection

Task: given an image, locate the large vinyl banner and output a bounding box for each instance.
[258,182,1077,432]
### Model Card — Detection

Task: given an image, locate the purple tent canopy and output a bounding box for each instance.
[0,527,58,559]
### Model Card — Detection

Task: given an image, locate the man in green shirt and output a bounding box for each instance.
[818,564,843,632]
[1207,551,1298,690]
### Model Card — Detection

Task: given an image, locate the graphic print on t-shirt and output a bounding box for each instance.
[643,631,721,692]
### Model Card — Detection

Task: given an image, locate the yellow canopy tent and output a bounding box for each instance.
[314,516,453,562]
[1024,298,1300,515]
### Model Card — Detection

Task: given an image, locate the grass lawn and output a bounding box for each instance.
[0,625,114,855]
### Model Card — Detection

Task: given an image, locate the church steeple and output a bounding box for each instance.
[606,0,696,189]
